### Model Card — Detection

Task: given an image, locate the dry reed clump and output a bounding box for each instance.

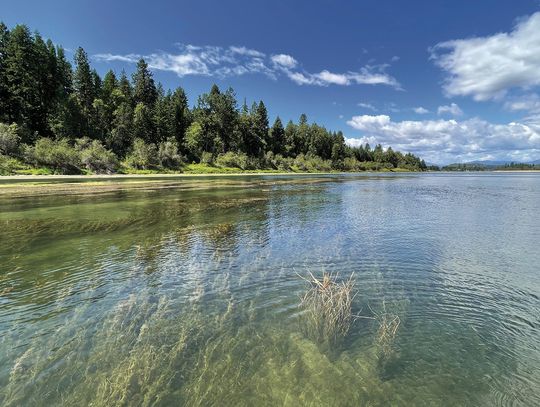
[368,302,400,357]
[299,272,357,343]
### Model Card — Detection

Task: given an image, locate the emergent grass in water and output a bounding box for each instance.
[0,173,539,406]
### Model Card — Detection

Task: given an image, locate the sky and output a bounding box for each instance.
[3,0,540,164]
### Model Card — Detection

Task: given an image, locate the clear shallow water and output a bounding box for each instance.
[0,173,539,406]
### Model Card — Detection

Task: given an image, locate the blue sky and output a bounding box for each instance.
[3,0,540,163]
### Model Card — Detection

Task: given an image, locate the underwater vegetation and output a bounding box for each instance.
[299,272,401,361]
[1,174,539,406]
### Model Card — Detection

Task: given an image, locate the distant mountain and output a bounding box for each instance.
[467,160,510,166]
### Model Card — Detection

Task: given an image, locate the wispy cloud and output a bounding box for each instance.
[437,103,463,116]
[357,102,378,111]
[95,45,401,89]
[413,106,429,114]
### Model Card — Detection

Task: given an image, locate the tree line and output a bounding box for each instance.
[441,162,539,171]
[0,22,427,174]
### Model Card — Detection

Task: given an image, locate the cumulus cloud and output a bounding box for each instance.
[346,114,540,164]
[413,107,429,114]
[95,46,401,89]
[431,12,540,101]
[271,54,298,69]
[437,103,463,116]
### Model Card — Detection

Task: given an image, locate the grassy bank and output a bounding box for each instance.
[0,157,416,177]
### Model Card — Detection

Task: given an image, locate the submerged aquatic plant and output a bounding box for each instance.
[299,272,357,344]
[369,301,401,358]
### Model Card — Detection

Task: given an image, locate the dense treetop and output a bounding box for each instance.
[0,22,427,174]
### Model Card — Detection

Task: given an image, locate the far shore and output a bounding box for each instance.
[0,169,418,182]
[0,171,336,181]
[1,168,540,182]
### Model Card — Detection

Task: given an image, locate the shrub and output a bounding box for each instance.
[125,138,158,170]
[343,157,362,172]
[0,123,21,157]
[80,140,119,174]
[0,154,26,175]
[262,151,292,171]
[294,153,332,172]
[158,138,183,169]
[24,138,81,174]
[215,151,249,169]
[200,151,214,166]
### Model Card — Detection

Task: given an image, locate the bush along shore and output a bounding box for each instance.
[0,22,427,176]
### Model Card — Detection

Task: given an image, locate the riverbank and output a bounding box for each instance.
[0,169,418,197]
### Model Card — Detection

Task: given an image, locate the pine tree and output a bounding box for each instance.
[102,70,117,103]
[269,117,285,155]
[255,101,269,152]
[284,120,297,157]
[108,102,133,157]
[118,70,132,104]
[3,25,41,141]
[133,102,154,143]
[154,90,174,143]
[132,59,157,107]
[170,87,190,148]
[331,130,346,163]
[0,22,10,122]
[73,47,95,116]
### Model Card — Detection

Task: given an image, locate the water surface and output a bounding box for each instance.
[0,173,539,406]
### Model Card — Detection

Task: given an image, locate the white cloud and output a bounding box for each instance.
[230,46,265,58]
[431,12,540,101]
[287,71,314,85]
[414,107,429,114]
[346,114,540,164]
[95,46,401,89]
[437,103,463,116]
[358,102,377,111]
[504,93,540,112]
[314,70,350,85]
[271,54,298,69]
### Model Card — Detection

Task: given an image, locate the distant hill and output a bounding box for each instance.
[467,160,511,166]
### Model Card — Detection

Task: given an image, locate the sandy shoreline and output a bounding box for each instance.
[0,172,338,181]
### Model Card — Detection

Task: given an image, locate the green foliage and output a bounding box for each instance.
[132,59,157,107]
[125,138,158,170]
[0,21,427,175]
[200,151,214,165]
[293,153,333,172]
[158,138,183,169]
[25,138,81,174]
[78,139,119,174]
[215,151,250,170]
[184,121,205,159]
[0,154,29,175]
[132,102,154,143]
[0,122,20,156]
[108,102,133,157]
[269,117,285,155]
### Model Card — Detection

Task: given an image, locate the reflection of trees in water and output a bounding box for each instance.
[2,179,536,405]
